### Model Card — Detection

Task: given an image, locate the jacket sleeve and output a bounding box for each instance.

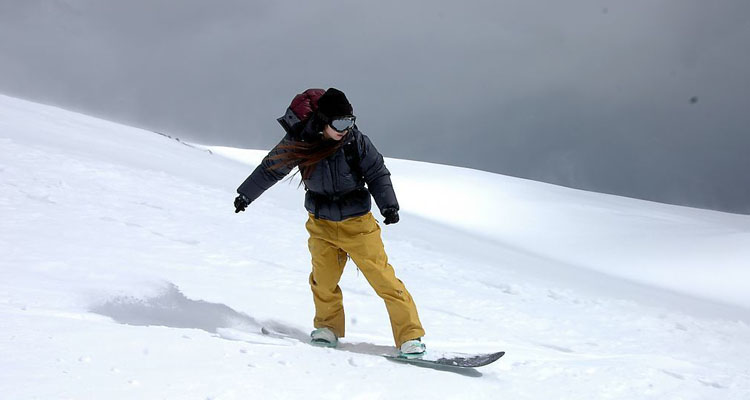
[237,133,297,202]
[359,133,399,213]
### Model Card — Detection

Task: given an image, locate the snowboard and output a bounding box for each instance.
[259,326,504,373]
[384,350,504,369]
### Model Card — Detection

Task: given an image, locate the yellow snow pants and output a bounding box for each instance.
[306,212,425,347]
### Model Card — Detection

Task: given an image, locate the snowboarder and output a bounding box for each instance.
[234,88,426,356]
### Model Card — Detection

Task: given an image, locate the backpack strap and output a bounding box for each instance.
[343,134,363,184]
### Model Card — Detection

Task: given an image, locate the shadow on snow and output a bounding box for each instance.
[89,282,483,377]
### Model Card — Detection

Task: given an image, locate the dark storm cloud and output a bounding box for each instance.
[1,0,748,213]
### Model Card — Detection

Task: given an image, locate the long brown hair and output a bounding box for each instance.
[269,136,346,181]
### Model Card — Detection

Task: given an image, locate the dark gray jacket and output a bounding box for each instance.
[237,121,399,221]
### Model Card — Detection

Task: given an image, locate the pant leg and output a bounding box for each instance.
[338,213,425,347]
[306,215,348,338]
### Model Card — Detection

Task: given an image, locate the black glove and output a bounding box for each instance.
[382,207,399,225]
[234,194,251,213]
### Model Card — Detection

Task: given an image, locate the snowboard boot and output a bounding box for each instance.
[310,327,338,348]
[399,338,426,358]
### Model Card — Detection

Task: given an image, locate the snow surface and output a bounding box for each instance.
[2,94,750,399]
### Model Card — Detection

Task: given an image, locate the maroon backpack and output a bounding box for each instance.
[277,88,326,135]
[275,88,363,180]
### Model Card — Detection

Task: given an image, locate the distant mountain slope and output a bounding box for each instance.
[205,140,750,310]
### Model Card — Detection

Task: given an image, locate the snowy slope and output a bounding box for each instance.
[2,94,749,399]
[208,146,750,310]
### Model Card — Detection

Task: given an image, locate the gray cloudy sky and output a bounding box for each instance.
[1,0,749,213]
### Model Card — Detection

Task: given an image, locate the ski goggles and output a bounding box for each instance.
[329,116,356,133]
